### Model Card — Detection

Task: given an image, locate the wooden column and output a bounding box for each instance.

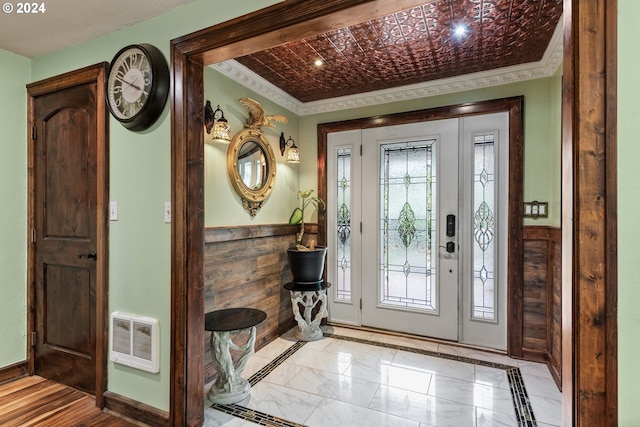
[562,0,617,426]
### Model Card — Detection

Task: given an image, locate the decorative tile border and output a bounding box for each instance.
[507,367,537,426]
[208,333,537,427]
[210,403,306,427]
[248,341,307,386]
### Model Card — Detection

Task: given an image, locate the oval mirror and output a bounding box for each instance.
[237,140,267,190]
[227,128,276,216]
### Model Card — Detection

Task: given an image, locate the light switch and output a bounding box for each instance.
[164,202,171,223]
[110,201,118,221]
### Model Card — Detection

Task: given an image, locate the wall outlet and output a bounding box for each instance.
[164,202,171,223]
[110,201,118,221]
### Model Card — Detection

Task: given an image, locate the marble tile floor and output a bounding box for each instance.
[204,326,562,427]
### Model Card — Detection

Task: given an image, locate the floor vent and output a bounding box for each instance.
[110,312,159,373]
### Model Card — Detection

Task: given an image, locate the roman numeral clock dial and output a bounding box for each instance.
[106,44,169,131]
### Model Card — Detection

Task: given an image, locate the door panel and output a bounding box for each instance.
[361,120,459,340]
[33,82,98,394]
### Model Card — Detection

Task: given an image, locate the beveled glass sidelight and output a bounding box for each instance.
[227,128,277,216]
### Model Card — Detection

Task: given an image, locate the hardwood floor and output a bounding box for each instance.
[0,376,143,426]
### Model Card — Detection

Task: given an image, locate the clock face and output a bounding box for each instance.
[107,47,152,120]
[106,44,170,131]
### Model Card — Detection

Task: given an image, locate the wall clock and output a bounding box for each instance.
[106,43,170,131]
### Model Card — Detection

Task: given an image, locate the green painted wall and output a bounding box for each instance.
[298,76,562,227]
[202,72,562,228]
[0,48,30,367]
[618,2,639,425]
[204,68,300,226]
[27,0,281,411]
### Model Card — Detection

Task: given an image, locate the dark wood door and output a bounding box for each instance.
[32,81,99,394]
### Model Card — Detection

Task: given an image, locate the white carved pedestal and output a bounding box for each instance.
[205,308,266,404]
[284,282,331,341]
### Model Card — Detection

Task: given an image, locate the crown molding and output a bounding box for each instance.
[210,18,563,117]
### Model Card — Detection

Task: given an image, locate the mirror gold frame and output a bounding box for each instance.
[227,128,276,216]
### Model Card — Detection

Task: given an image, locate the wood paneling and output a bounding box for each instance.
[522,226,562,387]
[549,238,562,387]
[203,224,307,383]
[523,239,548,354]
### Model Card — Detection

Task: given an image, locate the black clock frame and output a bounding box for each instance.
[106,43,170,131]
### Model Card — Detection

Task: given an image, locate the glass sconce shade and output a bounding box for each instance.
[286,138,300,163]
[204,101,232,144]
[280,133,300,163]
[212,116,231,143]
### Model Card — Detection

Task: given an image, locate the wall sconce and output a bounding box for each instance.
[279,132,300,164]
[204,100,232,144]
[523,201,548,218]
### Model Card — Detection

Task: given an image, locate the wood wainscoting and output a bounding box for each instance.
[523,225,562,388]
[203,224,318,383]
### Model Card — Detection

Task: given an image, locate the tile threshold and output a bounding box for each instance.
[325,323,509,356]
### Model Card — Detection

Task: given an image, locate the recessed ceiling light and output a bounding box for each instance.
[314,59,324,67]
[453,24,468,37]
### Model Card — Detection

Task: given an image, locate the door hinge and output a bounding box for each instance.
[360,144,363,156]
[31,126,36,140]
[31,228,36,243]
[31,331,36,346]
[360,222,362,233]
[359,298,362,310]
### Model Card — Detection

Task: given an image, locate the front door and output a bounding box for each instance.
[326,113,508,350]
[29,65,108,394]
[360,120,460,340]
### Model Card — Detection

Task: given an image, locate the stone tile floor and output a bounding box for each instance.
[204,326,562,427]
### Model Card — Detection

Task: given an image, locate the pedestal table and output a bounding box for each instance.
[205,307,266,404]
[284,281,331,341]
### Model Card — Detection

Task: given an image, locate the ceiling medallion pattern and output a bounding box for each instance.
[235,0,562,103]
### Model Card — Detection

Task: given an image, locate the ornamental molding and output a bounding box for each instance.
[210,18,562,117]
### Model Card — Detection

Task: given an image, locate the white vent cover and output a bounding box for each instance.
[110,312,159,373]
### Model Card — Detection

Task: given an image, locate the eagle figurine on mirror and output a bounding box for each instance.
[239,97,288,129]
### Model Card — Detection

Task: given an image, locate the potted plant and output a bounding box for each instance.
[287,190,327,285]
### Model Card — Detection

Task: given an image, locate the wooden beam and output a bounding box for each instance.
[562,0,617,425]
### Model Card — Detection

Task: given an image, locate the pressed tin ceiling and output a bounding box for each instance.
[230,0,563,104]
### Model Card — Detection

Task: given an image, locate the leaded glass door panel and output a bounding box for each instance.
[361,120,459,340]
[459,112,509,350]
[326,130,362,326]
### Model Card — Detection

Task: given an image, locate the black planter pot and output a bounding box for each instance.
[287,246,328,285]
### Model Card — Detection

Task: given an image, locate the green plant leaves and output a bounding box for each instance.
[289,207,303,225]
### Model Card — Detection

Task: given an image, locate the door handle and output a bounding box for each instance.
[78,251,97,260]
[439,242,456,253]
